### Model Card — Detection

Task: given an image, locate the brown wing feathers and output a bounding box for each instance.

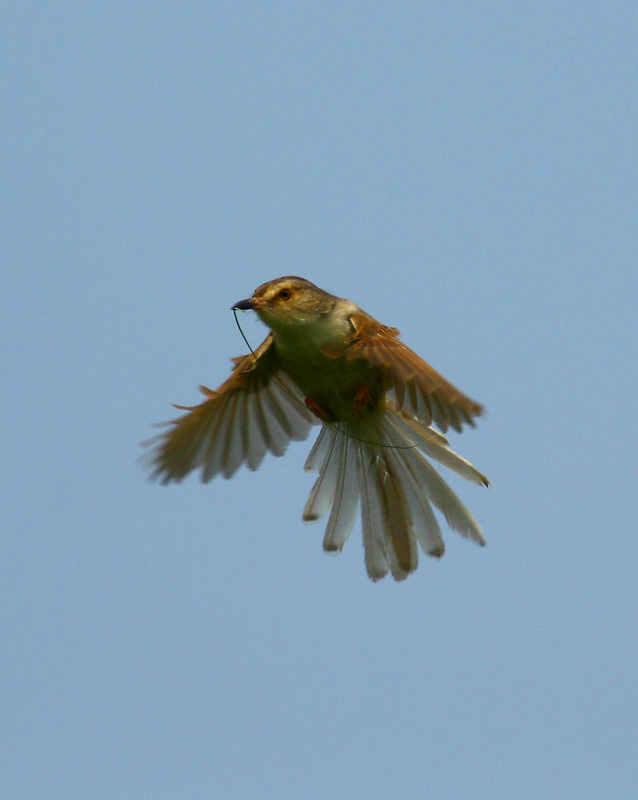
[146,335,315,483]
[346,312,483,433]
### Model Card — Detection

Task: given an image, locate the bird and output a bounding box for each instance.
[146,276,489,581]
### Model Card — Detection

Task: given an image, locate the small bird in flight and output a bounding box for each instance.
[147,276,489,581]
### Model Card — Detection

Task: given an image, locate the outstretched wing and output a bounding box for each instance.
[344,311,483,433]
[145,334,317,483]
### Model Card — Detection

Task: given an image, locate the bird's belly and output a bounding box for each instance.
[279,346,385,422]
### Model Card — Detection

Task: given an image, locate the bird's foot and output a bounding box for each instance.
[353,385,374,416]
[305,397,332,422]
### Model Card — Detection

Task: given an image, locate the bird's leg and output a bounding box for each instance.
[305,396,332,422]
[352,385,374,416]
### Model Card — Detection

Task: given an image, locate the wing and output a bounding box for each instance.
[145,334,317,483]
[344,311,483,433]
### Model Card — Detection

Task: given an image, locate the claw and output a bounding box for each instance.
[353,385,374,416]
[305,397,332,422]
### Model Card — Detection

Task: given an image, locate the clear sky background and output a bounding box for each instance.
[2,3,637,798]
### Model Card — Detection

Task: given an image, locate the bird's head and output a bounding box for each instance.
[232,276,339,332]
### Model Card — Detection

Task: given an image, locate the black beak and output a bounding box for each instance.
[231,298,253,311]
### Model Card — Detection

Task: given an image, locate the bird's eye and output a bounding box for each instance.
[278,288,293,300]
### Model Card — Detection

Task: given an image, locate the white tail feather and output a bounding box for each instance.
[302,406,488,581]
[302,428,340,521]
[322,433,359,552]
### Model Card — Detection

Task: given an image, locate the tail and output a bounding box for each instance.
[302,405,488,582]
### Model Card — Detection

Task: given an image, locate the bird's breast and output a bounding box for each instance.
[272,322,385,423]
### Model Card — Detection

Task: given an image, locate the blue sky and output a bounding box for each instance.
[2,2,637,798]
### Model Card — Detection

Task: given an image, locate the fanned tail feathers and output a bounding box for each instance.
[302,407,487,582]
